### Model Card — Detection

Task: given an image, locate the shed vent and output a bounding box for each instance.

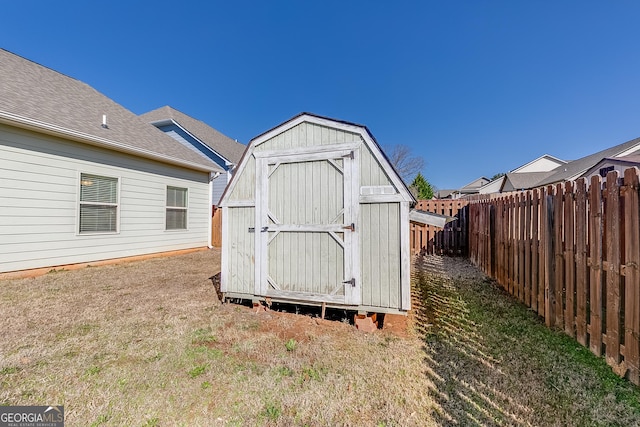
[360,185,396,195]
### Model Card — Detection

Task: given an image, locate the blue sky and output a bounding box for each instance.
[3,1,640,189]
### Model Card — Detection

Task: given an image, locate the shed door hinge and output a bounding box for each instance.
[342,223,355,232]
[342,278,356,287]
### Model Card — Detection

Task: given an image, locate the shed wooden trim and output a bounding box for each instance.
[252,142,360,159]
[220,205,230,293]
[359,194,406,203]
[251,114,364,148]
[400,202,411,310]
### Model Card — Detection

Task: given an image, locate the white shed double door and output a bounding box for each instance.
[255,145,360,305]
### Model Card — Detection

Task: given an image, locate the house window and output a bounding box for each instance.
[599,166,614,178]
[79,173,119,233]
[166,186,188,230]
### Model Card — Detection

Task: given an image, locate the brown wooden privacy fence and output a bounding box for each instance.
[410,199,469,256]
[211,206,222,247]
[468,168,640,385]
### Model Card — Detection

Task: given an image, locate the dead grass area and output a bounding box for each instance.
[2,249,639,426]
[0,249,433,426]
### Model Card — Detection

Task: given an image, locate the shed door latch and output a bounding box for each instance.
[342,278,355,287]
[342,223,355,232]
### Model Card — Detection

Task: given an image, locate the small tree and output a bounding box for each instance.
[410,172,434,200]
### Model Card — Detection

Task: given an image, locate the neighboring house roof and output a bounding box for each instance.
[581,154,640,179]
[501,171,555,192]
[510,154,567,173]
[0,49,222,173]
[536,136,640,187]
[458,177,490,193]
[434,189,455,199]
[478,176,505,194]
[140,106,245,165]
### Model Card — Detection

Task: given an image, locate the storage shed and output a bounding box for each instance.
[219,113,416,314]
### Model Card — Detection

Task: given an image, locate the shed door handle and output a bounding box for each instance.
[342,278,355,287]
[342,223,355,232]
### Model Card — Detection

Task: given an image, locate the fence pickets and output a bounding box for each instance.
[469,167,640,385]
[410,199,468,256]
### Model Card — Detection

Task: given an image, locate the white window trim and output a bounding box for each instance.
[165,185,189,231]
[76,171,121,235]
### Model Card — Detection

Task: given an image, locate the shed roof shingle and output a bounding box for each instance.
[140,106,246,165]
[0,49,222,172]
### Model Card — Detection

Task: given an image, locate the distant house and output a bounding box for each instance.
[535,136,640,187]
[479,154,566,195]
[581,153,640,183]
[510,154,566,173]
[448,177,490,198]
[475,137,640,195]
[0,49,223,274]
[140,106,245,205]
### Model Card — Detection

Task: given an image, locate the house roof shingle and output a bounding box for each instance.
[536,136,640,187]
[502,171,555,192]
[0,49,222,172]
[140,106,246,165]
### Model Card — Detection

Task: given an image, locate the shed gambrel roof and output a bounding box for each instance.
[140,106,246,165]
[220,112,416,206]
[0,49,222,173]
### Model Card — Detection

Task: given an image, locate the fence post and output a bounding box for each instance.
[589,175,603,356]
[531,188,540,314]
[489,203,495,279]
[605,171,622,368]
[564,180,576,338]
[554,182,565,328]
[544,186,556,327]
[623,167,640,385]
[575,178,588,346]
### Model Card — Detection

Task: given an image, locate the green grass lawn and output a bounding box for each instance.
[413,254,640,426]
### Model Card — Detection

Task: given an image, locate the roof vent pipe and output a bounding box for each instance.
[101,114,108,129]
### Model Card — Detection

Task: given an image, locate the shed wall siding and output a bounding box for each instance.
[360,202,401,308]
[226,207,255,294]
[227,155,255,202]
[0,125,210,273]
[255,122,361,152]
[360,143,394,187]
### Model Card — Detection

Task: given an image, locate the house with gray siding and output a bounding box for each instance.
[219,113,416,314]
[0,49,223,274]
[140,106,245,205]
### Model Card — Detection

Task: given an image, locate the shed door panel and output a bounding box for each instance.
[256,148,358,304]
